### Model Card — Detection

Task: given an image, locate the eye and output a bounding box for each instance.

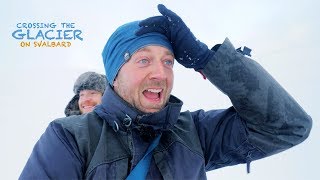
[164,59,174,67]
[136,58,150,67]
[138,59,149,64]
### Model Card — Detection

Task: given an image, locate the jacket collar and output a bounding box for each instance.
[94,85,183,133]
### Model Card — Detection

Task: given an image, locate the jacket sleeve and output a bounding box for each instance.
[19,121,84,179]
[193,38,312,171]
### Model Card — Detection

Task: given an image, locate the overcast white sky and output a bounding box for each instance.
[1,0,319,179]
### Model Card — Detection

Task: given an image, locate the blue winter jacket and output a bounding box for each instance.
[19,38,312,179]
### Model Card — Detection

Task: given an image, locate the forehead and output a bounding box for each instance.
[79,89,101,93]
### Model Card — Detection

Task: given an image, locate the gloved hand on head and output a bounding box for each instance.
[136,4,215,70]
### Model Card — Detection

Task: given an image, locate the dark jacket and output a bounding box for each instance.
[19,38,312,179]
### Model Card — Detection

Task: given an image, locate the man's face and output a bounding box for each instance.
[113,45,174,113]
[78,90,103,114]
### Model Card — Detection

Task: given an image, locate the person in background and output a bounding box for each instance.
[20,4,312,179]
[64,71,107,116]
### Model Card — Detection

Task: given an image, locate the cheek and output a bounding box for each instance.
[78,97,84,104]
[123,75,143,90]
[115,68,148,96]
[167,70,174,87]
[93,95,102,104]
[78,99,83,107]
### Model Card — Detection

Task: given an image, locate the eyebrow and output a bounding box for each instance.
[138,46,174,56]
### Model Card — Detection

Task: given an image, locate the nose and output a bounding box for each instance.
[149,62,167,80]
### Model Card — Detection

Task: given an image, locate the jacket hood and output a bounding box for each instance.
[64,95,81,116]
[94,85,183,137]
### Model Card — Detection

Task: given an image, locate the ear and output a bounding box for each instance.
[113,78,118,88]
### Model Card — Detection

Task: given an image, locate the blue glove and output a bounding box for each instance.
[136,4,215,70]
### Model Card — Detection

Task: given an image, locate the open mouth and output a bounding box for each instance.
[142,88,163,101]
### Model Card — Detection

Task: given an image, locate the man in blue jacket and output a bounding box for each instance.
[20,4,312,179]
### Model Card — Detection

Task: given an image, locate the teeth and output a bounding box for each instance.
[147,89,162,93]
[83,106,94,109]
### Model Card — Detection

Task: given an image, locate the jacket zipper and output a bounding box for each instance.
[127,128,134,171]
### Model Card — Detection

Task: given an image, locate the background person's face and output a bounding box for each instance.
[113,45,174,113]
[78,89,102,114]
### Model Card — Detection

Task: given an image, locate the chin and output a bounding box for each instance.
[143,105,164,113]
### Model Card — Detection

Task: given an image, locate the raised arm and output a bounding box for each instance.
[203,38,312,155]
[136,4,312,170]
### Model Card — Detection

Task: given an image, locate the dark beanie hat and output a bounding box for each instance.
[64,72,107,116]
